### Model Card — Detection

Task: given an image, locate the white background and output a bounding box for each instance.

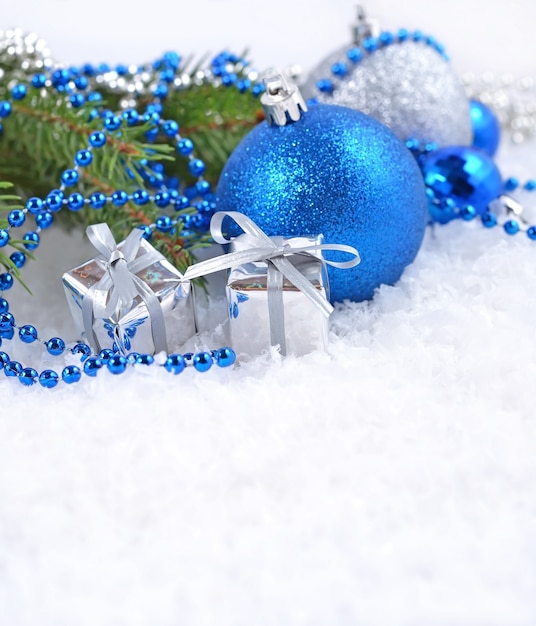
[3,0,536,76]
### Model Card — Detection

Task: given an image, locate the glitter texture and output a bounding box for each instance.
[216,104,428,302]
[302,41,472,147]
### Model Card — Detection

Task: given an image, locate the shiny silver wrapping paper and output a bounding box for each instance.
[62,239,196,355]
[227,235,330,358]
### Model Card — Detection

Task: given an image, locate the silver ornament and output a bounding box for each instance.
[302,39,472,147]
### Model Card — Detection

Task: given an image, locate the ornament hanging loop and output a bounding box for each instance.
[352,5,380,45]
[261,69,308,126]
[489,194,528,225]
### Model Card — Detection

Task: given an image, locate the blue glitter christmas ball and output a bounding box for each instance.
[422,145,503,222]
[216,104,428,302]
[470,100,501,156]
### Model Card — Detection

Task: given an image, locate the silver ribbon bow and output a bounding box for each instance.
[82,223,168,354]
[184,211,361,355]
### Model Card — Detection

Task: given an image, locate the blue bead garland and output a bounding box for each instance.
[0,48,252,388]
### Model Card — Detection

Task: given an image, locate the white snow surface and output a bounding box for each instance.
[2,1,536,622]
[2,141,536,626]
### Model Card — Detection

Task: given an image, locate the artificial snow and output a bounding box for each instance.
[1,138,536,625]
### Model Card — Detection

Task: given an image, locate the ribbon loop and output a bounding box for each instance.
[81,223,168,354]
[183,211,361,355]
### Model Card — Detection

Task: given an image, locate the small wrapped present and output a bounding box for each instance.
[184,211,360,358]
[62,223,196,355]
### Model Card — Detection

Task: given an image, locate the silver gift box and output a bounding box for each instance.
[227,235,330,358]
[62,238,196,355]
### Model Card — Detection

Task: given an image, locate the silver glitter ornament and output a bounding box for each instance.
[302,34,472,147]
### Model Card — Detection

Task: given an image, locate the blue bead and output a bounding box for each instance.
[0,101,12,118]
[51,69,70,88]
[504,177,519,192]
[164,354,185,374]
[84,356,103,376]
[193,351,213,372]
[137,224,152,240]
[135,353,154,365]
[74,76,88,90]
[75,149,93,167]
[8,209,25,227]
[222,73,237,87]
[504,219,519,235]
[0,230,9,247]
[19,367,38,386]
[216,104,428,303]
[527,226,536,240]
[0,351,9,367]
[99,349,114,363]
[154,191,171,208]
[62,364,81,384]
[32,73,47,88]
[71,342,92,361]
[460,205,477,221]
[87,92,103,103]
[4,361,22,377]
[35,211,53,229]
[112,190,129,206]
[379,31,394,46]
[10,251,26,268]
[163,120,179,137]
[215,347,236,367]
[11,84,28,100]
[67,193,85,211]
[153,83,168,98]
[155,215,173,232]
[122,109,139,126]
[174,195,190,211]
[481,212,497,228]
[19,325,38,343]
[331,62,348,77]
[363,36,378,52]
[195,180,211,197]
[413,30,424,41]
[89,192,107,209]
[422,145,503,220]
[0,312,14,329]
[132,189,149,205]
[89,131,106,148]
[316,79,334,94]
[70,93,85,108]
[188,159,206,176]
[0,299,8,314]
[346,47,363,64]
[397,28,410,41]
[39,369,59,388]
[46,337,65,355]
[104,115,121,131]
[108,355,128,374]
[26,197,44,214]
[524,180,536,191]
[45,190,64,212]
[0,273,13,291]
[61,169,79,186]
[176,138,194,156]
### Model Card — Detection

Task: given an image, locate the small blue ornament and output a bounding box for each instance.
[470,100,501,156]
[422,145,503,223]
[216,72,428,302]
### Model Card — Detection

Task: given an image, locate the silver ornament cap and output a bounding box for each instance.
[352,5,380,45]
[261,69,308,126]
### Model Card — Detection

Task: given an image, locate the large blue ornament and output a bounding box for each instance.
[422,145,503,223]
[216,93,428,302]
[470,100,501,156]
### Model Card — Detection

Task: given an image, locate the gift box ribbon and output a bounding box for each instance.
[184,211,360,355]
[82,223,167,354]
